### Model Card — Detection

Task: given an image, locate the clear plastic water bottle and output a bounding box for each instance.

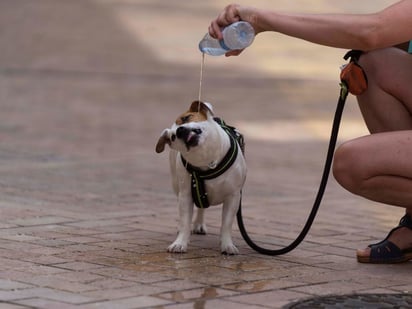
[199,21,255,56]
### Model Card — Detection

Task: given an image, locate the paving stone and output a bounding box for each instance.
[0,1,406,308]
[0,303,31,309]
[223,279,305,293]
[290,280,368,296]
[225,290,309,308]
[82,284,172,300]
[14,298,80,309]
[155,287,239,303]
[53,261,106,271]
[0,287,95,304]
[163,299,267,309]
[7,216,76,227]
[81,296,172,309]
[0,279,33,291]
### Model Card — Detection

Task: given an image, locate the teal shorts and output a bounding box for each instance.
[408,41,412,53]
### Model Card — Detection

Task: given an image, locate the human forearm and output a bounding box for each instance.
[209,1,412,54]
[255,10,380,51]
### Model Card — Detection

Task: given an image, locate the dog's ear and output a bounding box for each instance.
[189,101,214,117]
[155,130,171,153]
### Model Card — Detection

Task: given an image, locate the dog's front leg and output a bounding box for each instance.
[192,208,207,235]
[168,193,193,253]
[220,191,241,255]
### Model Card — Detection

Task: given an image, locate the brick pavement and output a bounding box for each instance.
[0,1,411,308]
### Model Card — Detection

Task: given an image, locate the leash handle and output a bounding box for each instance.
[237,50,365,256]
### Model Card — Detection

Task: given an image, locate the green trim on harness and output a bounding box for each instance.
[180,117,244,208]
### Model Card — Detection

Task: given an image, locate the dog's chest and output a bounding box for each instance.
[194,165,244,205]
[180,147,246,207]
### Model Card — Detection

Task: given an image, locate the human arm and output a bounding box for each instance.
[209,1,412,56]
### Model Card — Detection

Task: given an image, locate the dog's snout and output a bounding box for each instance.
[176,126,202,148]
[176,127,187,139]
[176,127,202,139]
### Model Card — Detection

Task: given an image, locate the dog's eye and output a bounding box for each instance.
[171,134,176,141]
[181,115,192,123]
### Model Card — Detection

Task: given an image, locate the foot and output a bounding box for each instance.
[168,241,188,253]
[357,217,412,263]
[221,242,239,255]
[357,226,412,255]
[220,235,239,255]
[168,232,190,253]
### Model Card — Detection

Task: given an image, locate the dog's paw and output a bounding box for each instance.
[221,243,239,255]
[167,242,188,253]
[192,223,207,235]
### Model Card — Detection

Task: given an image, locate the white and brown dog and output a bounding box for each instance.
[156,101,246,254]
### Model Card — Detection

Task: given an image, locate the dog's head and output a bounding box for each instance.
[155,101,215,154]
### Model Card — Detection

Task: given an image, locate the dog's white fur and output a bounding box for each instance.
[156,101,247,254]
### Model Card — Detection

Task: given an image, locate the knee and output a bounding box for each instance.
[358,50,378,68]
[333,141,363,194]
[358,48,393,83]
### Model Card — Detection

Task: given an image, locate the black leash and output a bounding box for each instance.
[237,50,366,255]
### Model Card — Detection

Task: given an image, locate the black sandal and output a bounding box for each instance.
[357,214,412,264]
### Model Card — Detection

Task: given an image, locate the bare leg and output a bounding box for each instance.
[333,48,412,258]
[334,132,412,208]
[357,48,412,133]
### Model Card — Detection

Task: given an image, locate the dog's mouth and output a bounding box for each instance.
[175,127,202,149]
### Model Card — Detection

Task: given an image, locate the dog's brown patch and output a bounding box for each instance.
[175,101,210,125]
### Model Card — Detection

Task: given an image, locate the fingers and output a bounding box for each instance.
[207,3,251,57]
[225,49,243,57]
[209,4,241,40]
[209,22,222,40]
[223,4,241,24]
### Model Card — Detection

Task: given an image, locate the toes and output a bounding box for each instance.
[221,244,239,255]
[356,247,371,258]
[167,243,187,253]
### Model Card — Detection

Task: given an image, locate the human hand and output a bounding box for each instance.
[208,3,261,57]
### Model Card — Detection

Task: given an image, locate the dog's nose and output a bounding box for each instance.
[176,127,202,141]
[176,127,188,139]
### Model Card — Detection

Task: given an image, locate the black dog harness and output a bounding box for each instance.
[180,118,244,209]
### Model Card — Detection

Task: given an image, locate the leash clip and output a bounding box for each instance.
[339,82,348,100]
